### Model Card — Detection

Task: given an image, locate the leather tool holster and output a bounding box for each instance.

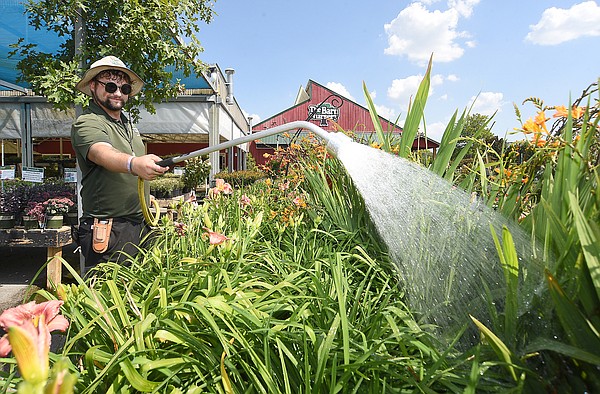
[92,218,113,253]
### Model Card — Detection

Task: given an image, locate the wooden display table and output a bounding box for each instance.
[0,226,73,289]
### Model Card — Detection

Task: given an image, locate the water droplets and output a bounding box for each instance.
[335,142,542,344]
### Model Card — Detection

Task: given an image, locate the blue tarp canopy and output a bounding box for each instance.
[0,0,62,88]
[0,0,210,90]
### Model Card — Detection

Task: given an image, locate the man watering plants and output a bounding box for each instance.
[71,56,169,271]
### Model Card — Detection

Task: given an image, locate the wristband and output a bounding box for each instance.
[127,155,135,174]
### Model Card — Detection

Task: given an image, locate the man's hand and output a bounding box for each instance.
[131,154,169,180]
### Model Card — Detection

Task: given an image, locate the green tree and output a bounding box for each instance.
[9,0,215,117]
[453,113,504,162]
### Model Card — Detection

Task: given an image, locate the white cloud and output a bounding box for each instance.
[431,74,444,86]
[374,104,398,122]
[387,73,445,109]
[325,82,356,101]
[387,75,423,108]
[468,92,504,116]
[424,121,447,142]
[448,0,480,17]
[383,1,479,65]
[447,74,459,82]
[526,1,600,45]
[243,110,261,126]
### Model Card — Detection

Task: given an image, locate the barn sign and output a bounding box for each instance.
[308,102,340,126]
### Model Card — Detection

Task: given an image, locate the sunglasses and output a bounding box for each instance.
[95,80,133,95]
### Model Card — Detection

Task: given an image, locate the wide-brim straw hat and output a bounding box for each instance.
[76,56,144,97]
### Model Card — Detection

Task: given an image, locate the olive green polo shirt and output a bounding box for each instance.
[71,101,149,221]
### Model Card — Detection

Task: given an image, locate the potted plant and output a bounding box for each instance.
[25,202,45,230]
[0,184,21,229]
[43,197,74,229]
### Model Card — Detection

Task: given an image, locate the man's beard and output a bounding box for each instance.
[99,96,125,112]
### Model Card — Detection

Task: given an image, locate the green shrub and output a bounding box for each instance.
[149,174,184,198]
[215,169,265,187]
[181,156,210,191]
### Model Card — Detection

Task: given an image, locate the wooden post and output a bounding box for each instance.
[46,246,62,289]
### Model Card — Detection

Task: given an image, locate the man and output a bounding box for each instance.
[71,56,169,270]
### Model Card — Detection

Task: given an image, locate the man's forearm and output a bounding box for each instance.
[87,142,132,174]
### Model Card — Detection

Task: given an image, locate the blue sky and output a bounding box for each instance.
[197,0,600,142]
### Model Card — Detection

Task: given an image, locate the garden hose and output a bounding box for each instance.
[138,177,161,226]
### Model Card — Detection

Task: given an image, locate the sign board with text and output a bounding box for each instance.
[64,168,77,183]
[0,165,15,180]
[22,167,44,183]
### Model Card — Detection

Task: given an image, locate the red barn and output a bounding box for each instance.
[249,80,439,166]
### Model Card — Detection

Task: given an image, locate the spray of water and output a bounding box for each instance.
[327,136,544,344]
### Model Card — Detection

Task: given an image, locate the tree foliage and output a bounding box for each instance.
[9,0,216,117]
[452,113,504,161]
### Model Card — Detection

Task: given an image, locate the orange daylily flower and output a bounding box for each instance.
[553,105,585,119]
[493,167,512,177]
[522,111,549,136]
[571,106,585,119]
[534,111,549,134]
[521,119,538,134]
[553,105,568,118]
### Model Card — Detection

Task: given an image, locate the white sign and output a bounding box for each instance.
[22,167,44,183]
[64,168,77,183]
[0,165,15,180]
[308,103,340,127]
[173,167,184,176]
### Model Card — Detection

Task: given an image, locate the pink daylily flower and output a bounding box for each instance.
[212,179,233,195]
[208,179,234,199]
[239,194,251,207]
[292,196,307,208]
[278,181,290,191]
[0,300,69,357]
[0,300,69,383]
[202,227,230,245]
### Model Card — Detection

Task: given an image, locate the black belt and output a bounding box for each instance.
[80,217,143,226]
